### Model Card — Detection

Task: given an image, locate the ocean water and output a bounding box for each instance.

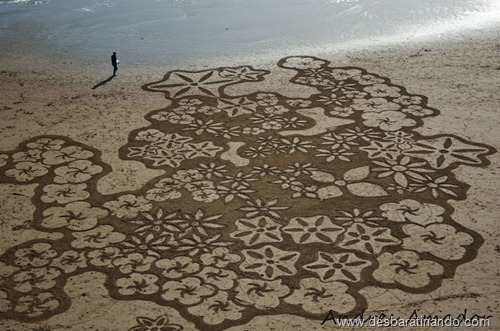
[1,0,499,65]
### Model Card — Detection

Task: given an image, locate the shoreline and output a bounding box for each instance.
[0,23,499,330]
[2,0,500,68]
[2,25,499,149]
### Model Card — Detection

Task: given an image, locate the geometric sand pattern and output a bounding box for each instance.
[0,56,495,330]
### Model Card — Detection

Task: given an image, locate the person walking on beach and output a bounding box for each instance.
[111,51,118,76]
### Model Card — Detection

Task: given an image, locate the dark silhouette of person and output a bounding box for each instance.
[111,51,118,76]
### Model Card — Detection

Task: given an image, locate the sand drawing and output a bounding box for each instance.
[0,56,495,330]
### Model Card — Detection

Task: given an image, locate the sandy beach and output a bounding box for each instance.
[1,1,499,330]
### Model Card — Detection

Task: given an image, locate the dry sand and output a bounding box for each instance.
[0,25,499,330]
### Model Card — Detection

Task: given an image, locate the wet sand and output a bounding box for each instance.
[0,16,499,331]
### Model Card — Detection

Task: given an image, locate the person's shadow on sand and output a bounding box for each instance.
[92,75,114,89]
